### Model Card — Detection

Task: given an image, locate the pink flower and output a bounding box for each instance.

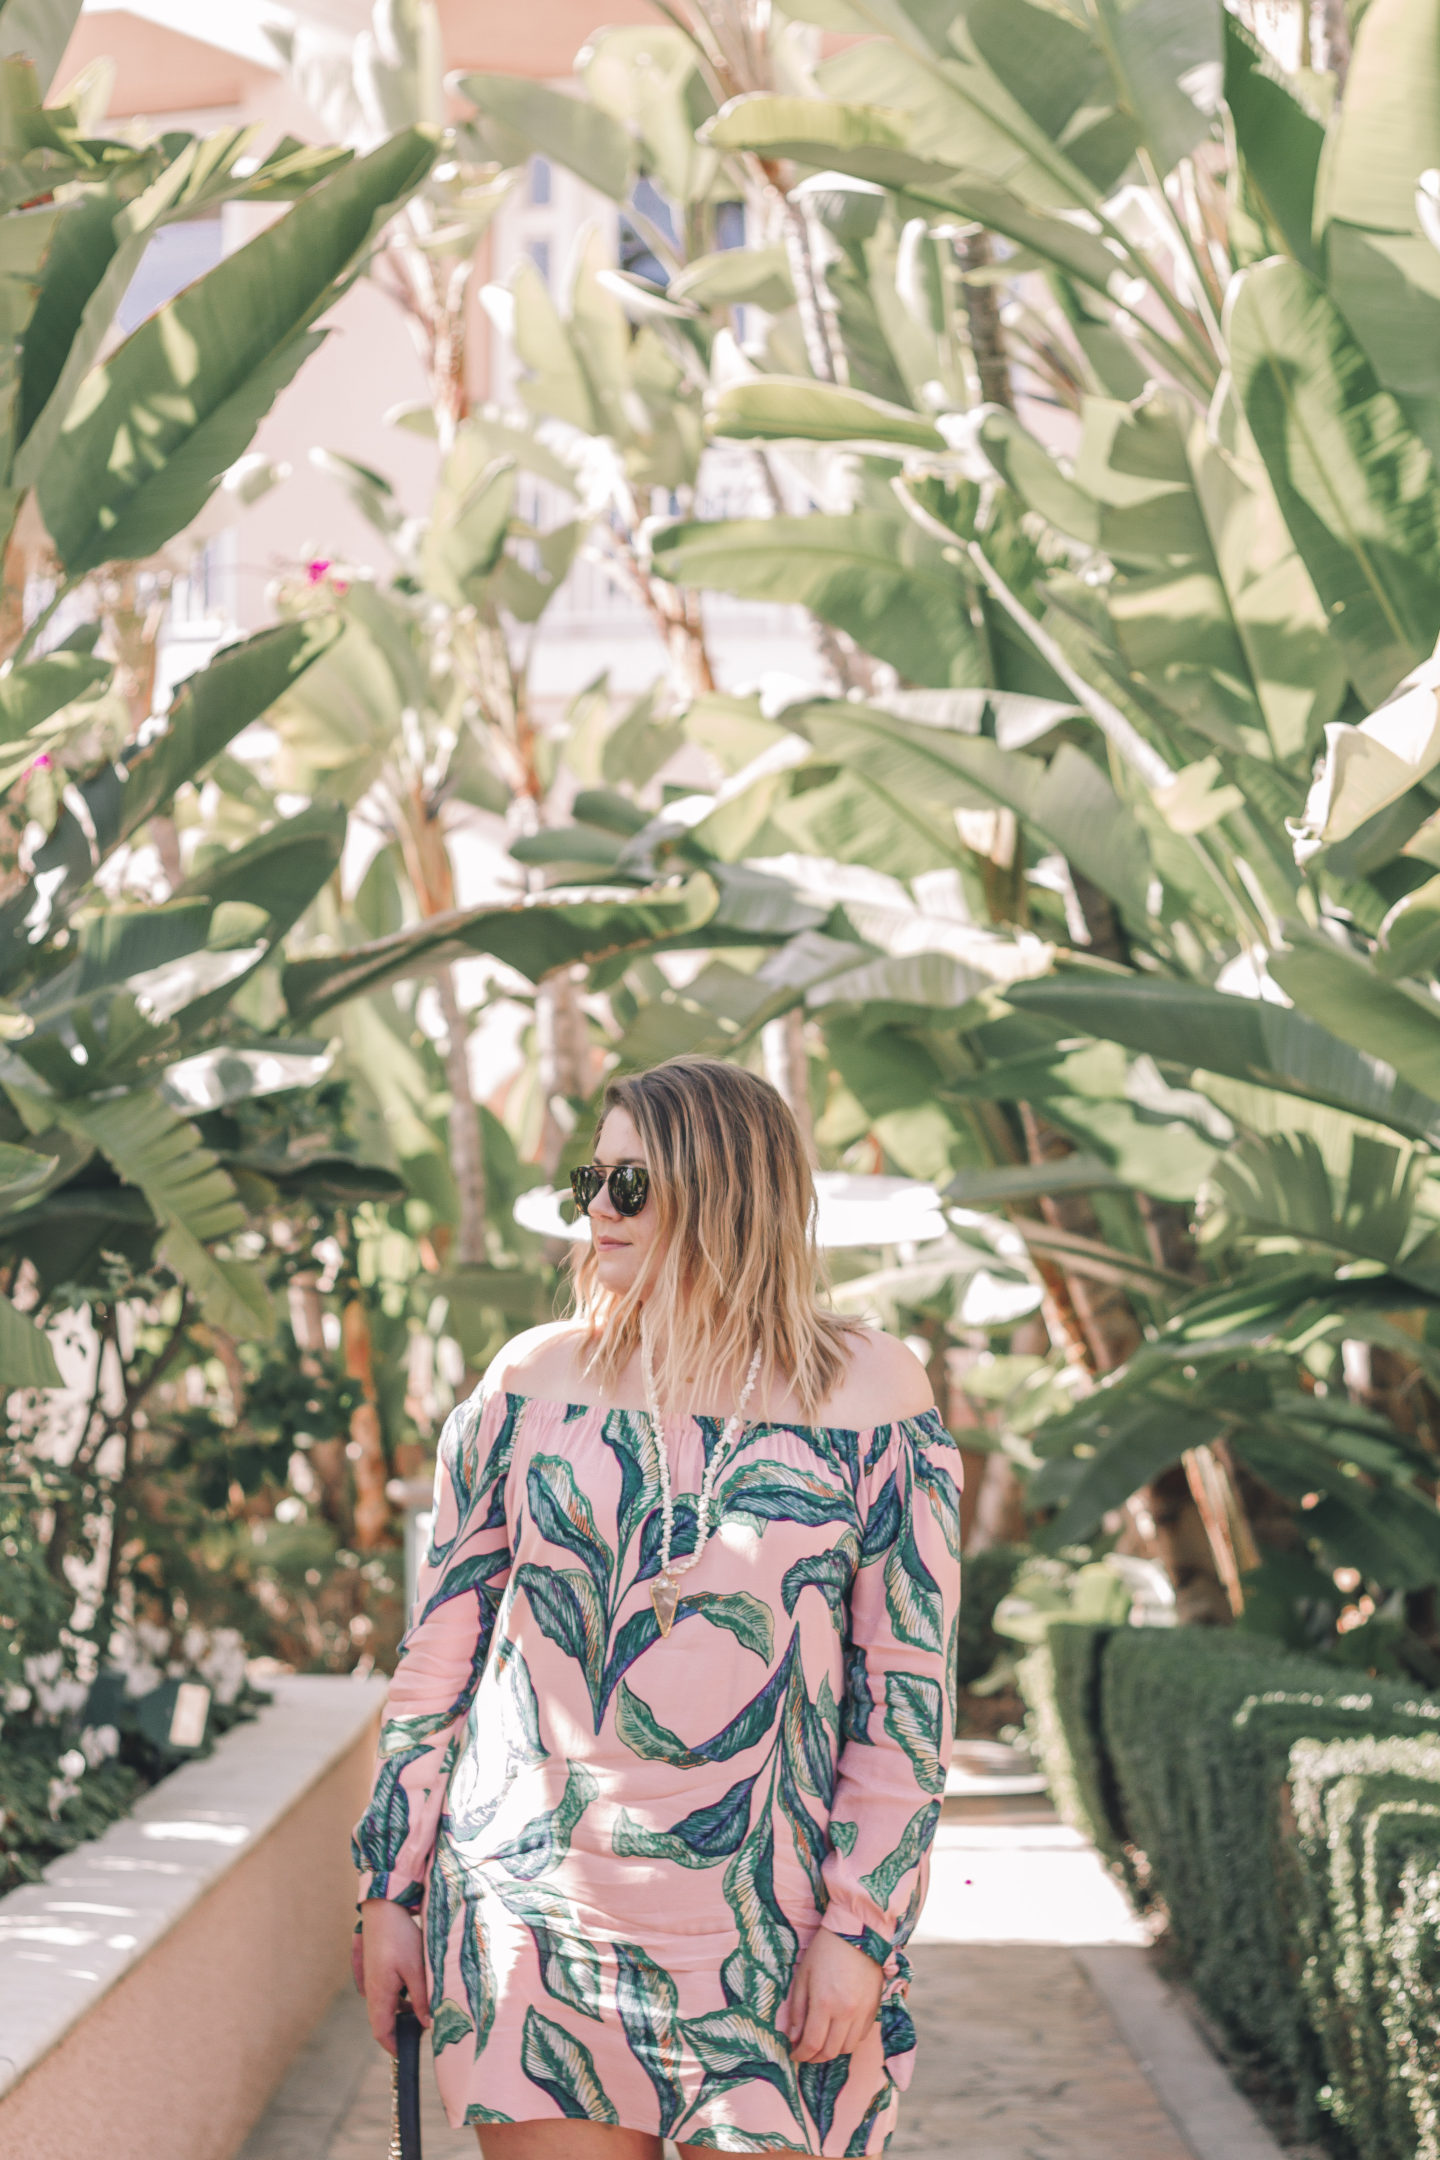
[305,558,348,595]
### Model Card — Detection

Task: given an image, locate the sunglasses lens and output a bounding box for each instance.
[570,1167,604,1214]
[610,1166,649,1216]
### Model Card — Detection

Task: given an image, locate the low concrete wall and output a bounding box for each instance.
[0,1673,387,2160]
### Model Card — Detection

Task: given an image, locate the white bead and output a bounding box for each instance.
[641,1315,761,1592]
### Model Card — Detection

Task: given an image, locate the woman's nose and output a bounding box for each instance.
[588,1177,620,1221]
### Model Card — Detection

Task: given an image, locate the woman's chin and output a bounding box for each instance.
[592,1253,639,1294]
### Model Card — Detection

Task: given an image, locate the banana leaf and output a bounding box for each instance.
[1230,257,1440,707]
[37,127,436,572]
[1006,974,1440,1142]
[0,616,342,973]
[282,875,720,1021]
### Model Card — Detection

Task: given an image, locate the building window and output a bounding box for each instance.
[715,200,745,251]
[619,177,677,287]
[116,218,225,335]
[526,237,551,286]
[529,156,552,206]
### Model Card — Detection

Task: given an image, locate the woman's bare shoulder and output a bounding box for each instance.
[816,1326,935,1426]
[482,1321,591,1399]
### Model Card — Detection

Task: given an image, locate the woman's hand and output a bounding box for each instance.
[357,1897,431,2056]
[779,1927,884,2063]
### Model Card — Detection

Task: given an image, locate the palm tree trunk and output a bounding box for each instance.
[536,967,592,1176]
[397,787,489,1255]
[762,1008,816,1163]
[341,1298,391,1549]
[436,967,487,1265]
[289,1274,351,1533]
[955,229,1014,410]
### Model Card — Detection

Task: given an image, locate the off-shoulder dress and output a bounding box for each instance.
[352,1384,962,2156]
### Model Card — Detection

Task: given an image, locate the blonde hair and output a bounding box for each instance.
[569,1055,859,1420]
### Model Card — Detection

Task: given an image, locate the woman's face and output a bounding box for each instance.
[584,1106,661,1297]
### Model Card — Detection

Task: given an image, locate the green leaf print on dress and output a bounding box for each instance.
[492,1874,605,2020]
[491,1760,597,1878]
[514,1561,605,1682]
[845,2075,898,2156]
[428,1831,465,2017]
[912,1446,962,1557]
[352,1394,962,2155]
[781,1538,858,1619]
[860,1800,941,1908]
[721,1458,861,1534]
[679,1588,774,1660]
[351,1749,418,1876]
[801,2055,853,2146]
[616,1636,799,1767]
[527,1455,613,1598]
[883,1519,944,1652]
[430,1999,475,2054]
[721,1816,799,2022]
[520,2005,619,2122]
[685,2134,802,2150]
[414,1542,511,1626]
[613,1772,759,1867]
[883,1673,947,1795]
[458,1891,497,2057]
[493,1637,549,1766]
[683,2005,804,2126]
[616,1940,686,2135]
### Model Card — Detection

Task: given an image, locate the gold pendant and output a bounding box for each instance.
[651,1571,683,1637]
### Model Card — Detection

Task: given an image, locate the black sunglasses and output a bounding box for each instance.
[569,1163,651,1217]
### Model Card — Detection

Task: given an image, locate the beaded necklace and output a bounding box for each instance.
[640,1312,762,1637]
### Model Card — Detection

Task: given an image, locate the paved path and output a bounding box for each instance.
[240,1794,1281,2160]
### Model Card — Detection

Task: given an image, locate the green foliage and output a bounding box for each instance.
[37,129,437,575]
[1015,1621,1127,1869]
[1288,1733,1440,2160]
[1018,1625,1440,2138]
[1097,1628,1440,2123]
[29,0,1440,1901]
[0,10,455,1871]
[954,1542,1026,1693]
[1020,1624,1440,2137]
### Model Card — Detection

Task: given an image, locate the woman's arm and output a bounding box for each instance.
[813,1411,963,1998]
[351,1384,516,1909]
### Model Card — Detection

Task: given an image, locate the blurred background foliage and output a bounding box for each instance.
[13,0,1440,1871]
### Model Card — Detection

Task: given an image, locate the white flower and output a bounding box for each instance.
[24,1650,88,1720]
[196,1627,247,1706]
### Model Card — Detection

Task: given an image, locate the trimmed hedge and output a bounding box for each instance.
[955,1542,1027,1692]
[1018,1623,1440,2145]
[1017,1621,1128,1868]
[1289,1734,1440,2160]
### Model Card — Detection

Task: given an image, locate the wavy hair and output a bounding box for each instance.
[569,1055,859,1419]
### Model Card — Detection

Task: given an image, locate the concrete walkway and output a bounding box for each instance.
[240,1793,1285,2160]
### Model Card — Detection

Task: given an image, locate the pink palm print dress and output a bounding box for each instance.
[353,1383,962,2155]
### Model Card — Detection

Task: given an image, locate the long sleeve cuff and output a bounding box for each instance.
[356,1867,424,1910]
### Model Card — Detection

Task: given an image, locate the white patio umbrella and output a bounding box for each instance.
[513,1171,950,1249]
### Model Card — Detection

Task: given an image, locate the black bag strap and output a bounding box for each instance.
[389,1995,424,2160]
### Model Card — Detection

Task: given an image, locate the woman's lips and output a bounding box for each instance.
[595,1234,627,1250]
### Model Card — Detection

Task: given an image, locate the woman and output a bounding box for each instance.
[353,1055,961,2157]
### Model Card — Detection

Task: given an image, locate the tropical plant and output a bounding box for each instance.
[447,0,1440,1659]
[0,0,448,1861]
